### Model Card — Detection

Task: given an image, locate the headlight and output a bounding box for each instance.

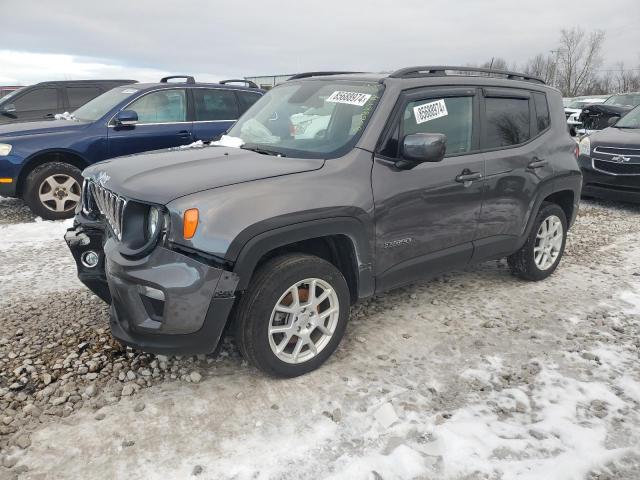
[147,206,160,239]
[578,136,590,156]
[0,144,12,156]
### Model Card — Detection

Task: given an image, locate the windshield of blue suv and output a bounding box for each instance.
[73,86,140,122]
[615,106,640,129]
[223,81,383,158]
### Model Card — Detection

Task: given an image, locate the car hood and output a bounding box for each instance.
[84,145,325,204]
[590,127,640,148]
[0,119,91,138]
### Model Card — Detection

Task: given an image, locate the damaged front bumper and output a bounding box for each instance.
[65,220,239,355]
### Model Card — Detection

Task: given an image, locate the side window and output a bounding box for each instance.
[533,92,550,133]
[128,89,186,124]
[193,89,239,121]
[237,92,262,114]
[402,96,474,156]
[484,97,531,148]
[13,88,59,111]
[67,86,101,109]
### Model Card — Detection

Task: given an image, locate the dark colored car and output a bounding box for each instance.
[0,80,136,125]
[65,66,581,377]
[0,86,22,99]
[578,105,640,202]
[579,92,640,133]
[0,77,263,219]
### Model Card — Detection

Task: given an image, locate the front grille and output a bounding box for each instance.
[85,180,127,240]
[593,159,640,175]
[594,146,640,158]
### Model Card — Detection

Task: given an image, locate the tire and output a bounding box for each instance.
[234,254,350,378]
[23,162,83,220]
[508,202,568,281]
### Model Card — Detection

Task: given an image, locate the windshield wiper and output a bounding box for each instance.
[241,144,287,157]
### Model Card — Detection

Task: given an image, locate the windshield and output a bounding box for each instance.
[614,105,640,129]
[604,94,640,108]
[225,81,383,158]
[73,86,140,122]
[0,87,25,103]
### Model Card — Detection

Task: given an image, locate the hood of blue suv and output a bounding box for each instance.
[84,146,325,204]
[0,119,90,138]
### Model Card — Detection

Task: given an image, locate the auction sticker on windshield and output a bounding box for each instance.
[414,99,448,124]
[326,91,372,107]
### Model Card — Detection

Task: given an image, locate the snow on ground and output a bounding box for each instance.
[1,200,640,479]
[0,218,81,296]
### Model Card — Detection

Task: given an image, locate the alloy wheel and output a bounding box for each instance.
[268,278,340,364]
[534,215,563,270]
[38,174,81,213]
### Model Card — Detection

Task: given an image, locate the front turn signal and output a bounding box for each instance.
[183,208,199,239]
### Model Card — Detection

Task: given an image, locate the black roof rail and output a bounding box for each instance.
[220,79,259,89]
[287,71,365,81]
[387,66,545,84]
[160,75,195,84]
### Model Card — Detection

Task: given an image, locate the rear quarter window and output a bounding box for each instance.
[533,92,551,133]
[484,97,531,148]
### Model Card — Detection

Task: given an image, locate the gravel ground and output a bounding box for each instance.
[1,197,640,479]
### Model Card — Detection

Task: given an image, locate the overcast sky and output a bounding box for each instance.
[1,0,638,85]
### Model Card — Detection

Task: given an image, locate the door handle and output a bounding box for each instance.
[44,113,54,118]
[528,158,548,169]
[455,170,482,183]
[177,130,192,139]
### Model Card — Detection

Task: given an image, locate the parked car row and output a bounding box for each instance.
[0,76,263,218]
[563,92,640,134]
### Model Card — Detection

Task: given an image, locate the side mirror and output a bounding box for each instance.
[607,116,619,127]
[114,110,138,127]
[1,103,16,116]
[397,133,447,169]
[569,126,577,137]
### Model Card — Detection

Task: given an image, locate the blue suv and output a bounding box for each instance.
[0,76,263,219]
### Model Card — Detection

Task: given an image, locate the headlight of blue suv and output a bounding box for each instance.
[0,144,12,156]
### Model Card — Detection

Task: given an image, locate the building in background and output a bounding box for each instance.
[244,74,294,90]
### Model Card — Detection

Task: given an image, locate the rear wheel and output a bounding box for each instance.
[234,254,350,377]
[23,162,83,220]
[508,202,567,281]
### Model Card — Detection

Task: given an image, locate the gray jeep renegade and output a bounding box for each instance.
[65,66,582,377]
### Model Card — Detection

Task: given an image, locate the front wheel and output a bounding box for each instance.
[234,254,350,377]
[508,202,568,281]
[23,162,83,220]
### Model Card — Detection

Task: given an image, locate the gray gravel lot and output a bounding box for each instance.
[1,198,640,479]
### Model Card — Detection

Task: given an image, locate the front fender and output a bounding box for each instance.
[231,216,375,297]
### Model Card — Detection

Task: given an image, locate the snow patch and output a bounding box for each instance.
[212,134,244,148]
[0,218,73,252]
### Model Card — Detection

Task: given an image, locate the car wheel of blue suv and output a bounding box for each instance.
[24,162,83,220]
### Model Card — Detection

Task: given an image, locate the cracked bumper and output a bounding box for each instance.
[65,221,238,355]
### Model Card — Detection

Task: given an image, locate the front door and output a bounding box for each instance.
[107,88,193,158]
[372,88,485,292]
[0,86,62,124]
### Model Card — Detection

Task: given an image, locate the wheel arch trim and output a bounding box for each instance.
[232,216,374,298]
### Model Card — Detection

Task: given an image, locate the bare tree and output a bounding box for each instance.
[556,27,605,96]
[523,54,556,84]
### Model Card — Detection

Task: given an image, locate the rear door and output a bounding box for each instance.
[372,87,485,291]
[191,88,241,142]
[107,88,193,158]
[473,88,555,260]
[0,86,62,123]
